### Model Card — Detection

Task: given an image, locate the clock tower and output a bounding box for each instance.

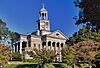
[37,4,50,35]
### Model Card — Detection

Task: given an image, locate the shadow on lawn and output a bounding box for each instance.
[15,64,61,68]
[15,64,38,68]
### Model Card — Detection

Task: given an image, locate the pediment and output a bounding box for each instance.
[47,30,68,40]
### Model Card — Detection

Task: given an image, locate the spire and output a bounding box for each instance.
[42,3,45,9]
[40,3,47,12]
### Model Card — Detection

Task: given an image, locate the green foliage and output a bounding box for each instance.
[0,19,17,44]
[66,28,100,45]
[5,64,17,68]
[96,53,100,59]
[6,64,39,68]
[27,48,57,64]
[66,28,100,67]
[0,19,9,38]
[12,52,22,60]
[25,59,34,63]
[44,63,55,68]
[74,0,100,30]
[9,32,18,43]
[61,46,76,66]
[60,63,68,68]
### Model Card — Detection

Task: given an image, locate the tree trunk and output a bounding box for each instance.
[41,64,44,68]
[80,64,84,68]
[89,64,92,68]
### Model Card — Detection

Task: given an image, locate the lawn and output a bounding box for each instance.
[6,64,38,68]
[6,63,90,68]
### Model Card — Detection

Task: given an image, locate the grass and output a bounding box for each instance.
[6,64,38,68]
[6,63,91,68]
[6,64,17,68]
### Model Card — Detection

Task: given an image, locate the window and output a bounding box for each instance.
[56,33,59,36]
[52,42,55,47]
[48,41,51,46]
[28,41,31,47]
[57,43,59,47]
[46,22,48,26]
[45,13,46,16]
[38,23,40,29]
[61,43,63,47]
[22,42,27,48]
[41,25,44,28]
[42,13,44,16]
[34,44,36,47]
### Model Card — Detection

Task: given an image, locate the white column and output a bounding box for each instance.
[13,45,15,52]
[55,42,57,53]
[16,43,18,52]
[51,42,54,51]
[26,42,28,48]
[20,41,22,54]
[46,42,48,50]
[40,42,42,50]
[50,41,52,50]
[59,43,62,62]
[55,42,58,61]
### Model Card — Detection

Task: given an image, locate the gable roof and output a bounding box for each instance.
[47,30,68,40]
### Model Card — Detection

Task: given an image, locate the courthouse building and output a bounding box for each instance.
[14,5,68,61]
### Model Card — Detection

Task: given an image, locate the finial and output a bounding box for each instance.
[42,3,45,9]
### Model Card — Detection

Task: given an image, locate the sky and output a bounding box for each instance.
[0,0,82,37]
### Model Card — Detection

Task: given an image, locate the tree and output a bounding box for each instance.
[74,0,100,31]
[75,40,97,68]
[0,19,9,43]
[96,53,100,59]
[61,46,76,67]
[0,44,11,67]
[0,19,17,44]
[27,48,57,68]
[66,27,100,45]
[12,52,22,60]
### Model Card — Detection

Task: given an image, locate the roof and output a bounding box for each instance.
[46,30,68,40]
[40,8,47,12]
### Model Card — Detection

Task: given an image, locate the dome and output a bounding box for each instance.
[40,4,47,12]
[40,8,47,12]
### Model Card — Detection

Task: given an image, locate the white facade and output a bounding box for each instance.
[14,5,68,62]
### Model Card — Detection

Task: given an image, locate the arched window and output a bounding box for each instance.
[46,22,48,26]
[61,43,63,47]
[34,44,36,47]
[22,41,27,48]
[42,13,45,19]
[42,42,46,48]
[57,42,59,47]
[48,41,51,46]
[45,13,46,17]
[42,13,44,16]
[52,42,55,47]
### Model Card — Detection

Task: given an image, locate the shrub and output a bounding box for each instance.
[44,63,55,68]
[60,63,68,68]
[12,52,22,60]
